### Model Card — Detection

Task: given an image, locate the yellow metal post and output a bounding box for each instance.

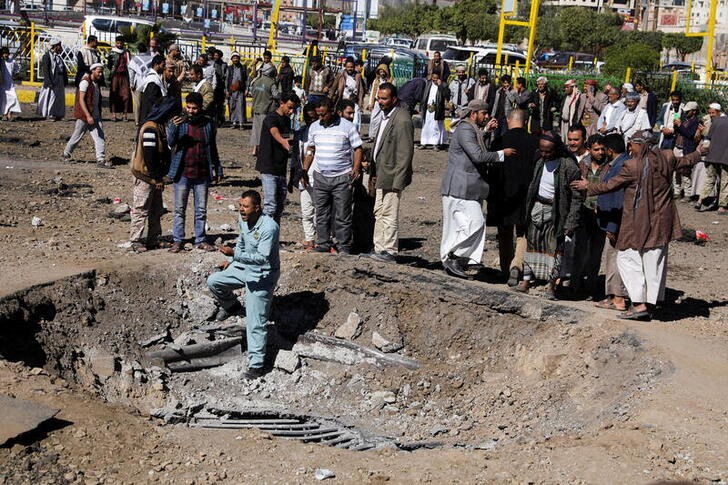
[302,46,310,88]
[670,70,679,92]
[685,0,717,81]
[523,0,540,74]
[29,22,36,84]
[625,67,632,83]
[267,0,281,52]
[202,36,207,51]
[362,49,367,61]
[568,56,574,72]
[495,0,509,67]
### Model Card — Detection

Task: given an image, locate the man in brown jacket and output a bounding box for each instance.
[572,130,705,321]
[331,57,366,130]
[369,83,414,263]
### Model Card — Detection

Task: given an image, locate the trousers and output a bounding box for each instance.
[603,236,628,298]
[64,119,106,162]
[313,171,353,253]
[129,178,163,244]
[207,265,279,369]
[373,189,401,254]
[173,176,208,244]
[260,173,287,223]
[701,163,728,207]
[496,224,527,275]
[299,186,316,242]
[617,245,667,305]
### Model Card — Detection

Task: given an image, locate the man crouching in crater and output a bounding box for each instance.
[207,190,280,380]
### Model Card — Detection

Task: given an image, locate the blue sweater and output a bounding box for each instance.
[596,153,628,234]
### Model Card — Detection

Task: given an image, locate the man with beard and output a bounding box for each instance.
[448,65,475,116]
[189,65,215,118]
[369,83,415,263]
[527,76,557,135]
[569,134,609,298]
[75,35,103,87]
[128,43,153,126]
[107,37,132,122]
[37,37,67,121]
[138,54,167,124]
[212,49,227,125]
[581,79,608,137]
[597,87,626,135]
[226,52,248,129]
[440,99,515,278]
[366,63,393,140]
[559,79,586,144]
[419,71,449,150]
[515,132,584,299]
[491,74,515,137]
[572,131,705,321]
[466,68,495,108]
[427,51,450,80]
[331,57,366,131]
[277,55,295,94]
[593,133,630,311]
[304,56,334,105]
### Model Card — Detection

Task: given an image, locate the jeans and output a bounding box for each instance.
[173,176,209,244]
[313,171,353,253]
[260,173,287,223]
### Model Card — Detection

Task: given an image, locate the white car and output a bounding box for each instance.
[412,33,459,58]
[80,15,156,44]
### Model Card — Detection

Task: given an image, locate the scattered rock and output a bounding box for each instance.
[370,390,397,409]
[371,331,404,353]
[429,424,449,437]
[186,295,218,322]
[274,350,300,373]
[86,348,119,380]
[314,468,335,480]
[334,312,362,340]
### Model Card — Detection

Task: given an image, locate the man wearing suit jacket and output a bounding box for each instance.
[369,83,415,263]
[440,99,516,278]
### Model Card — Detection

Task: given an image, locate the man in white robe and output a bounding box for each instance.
[419,72,448,151]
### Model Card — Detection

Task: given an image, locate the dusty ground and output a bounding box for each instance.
[0,102,727,484]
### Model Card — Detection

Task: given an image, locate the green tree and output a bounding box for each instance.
[603,42,660,78]
[617,30,663,52]
[662,33,703,62]
[448,0,499,44]
[557,7,622,55]
[367,4,442,37]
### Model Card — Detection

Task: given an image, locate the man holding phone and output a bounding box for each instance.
[166,92,222,253]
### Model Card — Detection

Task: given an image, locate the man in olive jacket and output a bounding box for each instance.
[369,83,415,263]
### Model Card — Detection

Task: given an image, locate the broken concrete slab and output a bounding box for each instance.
[186,294,218,323]
[274,350,300,373]
[334,312,362,340]
[0,395,59,445]
[85,348,119,380]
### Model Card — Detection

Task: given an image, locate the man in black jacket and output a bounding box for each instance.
[138,55,167,125]
[490,108,539,284]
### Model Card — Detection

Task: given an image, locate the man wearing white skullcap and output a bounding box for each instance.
[698,102,728,213]
[62,63,110,168]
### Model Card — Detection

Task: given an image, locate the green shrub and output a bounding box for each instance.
[603,43,660,79]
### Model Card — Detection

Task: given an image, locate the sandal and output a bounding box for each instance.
[618,309,652,321]
[131,242,147,253]
[195,242,216,252]
[595,299,627,311]
[168,242,182,253]
[148,241,173,250]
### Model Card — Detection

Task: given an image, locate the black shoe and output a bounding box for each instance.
[313,244,331,253]
[244,366,268,380]
[443,257,468,279]
[216,302,244,321]
[507,267,520,287]
[370,251,396,263]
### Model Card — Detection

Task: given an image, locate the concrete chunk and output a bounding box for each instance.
[274,350,300,373]
[334,312,363,340]
[0,395,59,445]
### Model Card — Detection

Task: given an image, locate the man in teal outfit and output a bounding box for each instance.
[207,190,280,380]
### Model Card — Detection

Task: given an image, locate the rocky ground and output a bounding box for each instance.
[0,104,727,484]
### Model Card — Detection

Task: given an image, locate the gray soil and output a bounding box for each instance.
[0,105,727,484]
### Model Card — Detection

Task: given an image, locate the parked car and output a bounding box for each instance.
[80,15,157,44]
[412,33,459,58]
[442,45,530,71]
[539,51,597,70]
[382,37,413,49]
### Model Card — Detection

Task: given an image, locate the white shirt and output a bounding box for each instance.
[374,107,397,162]
[538,160,559,199]
[343,73,358,100]
[308,116,363,177]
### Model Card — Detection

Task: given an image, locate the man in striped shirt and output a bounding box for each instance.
[303,97,363,254]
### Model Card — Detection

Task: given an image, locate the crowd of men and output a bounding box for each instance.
[16,38,728,361]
